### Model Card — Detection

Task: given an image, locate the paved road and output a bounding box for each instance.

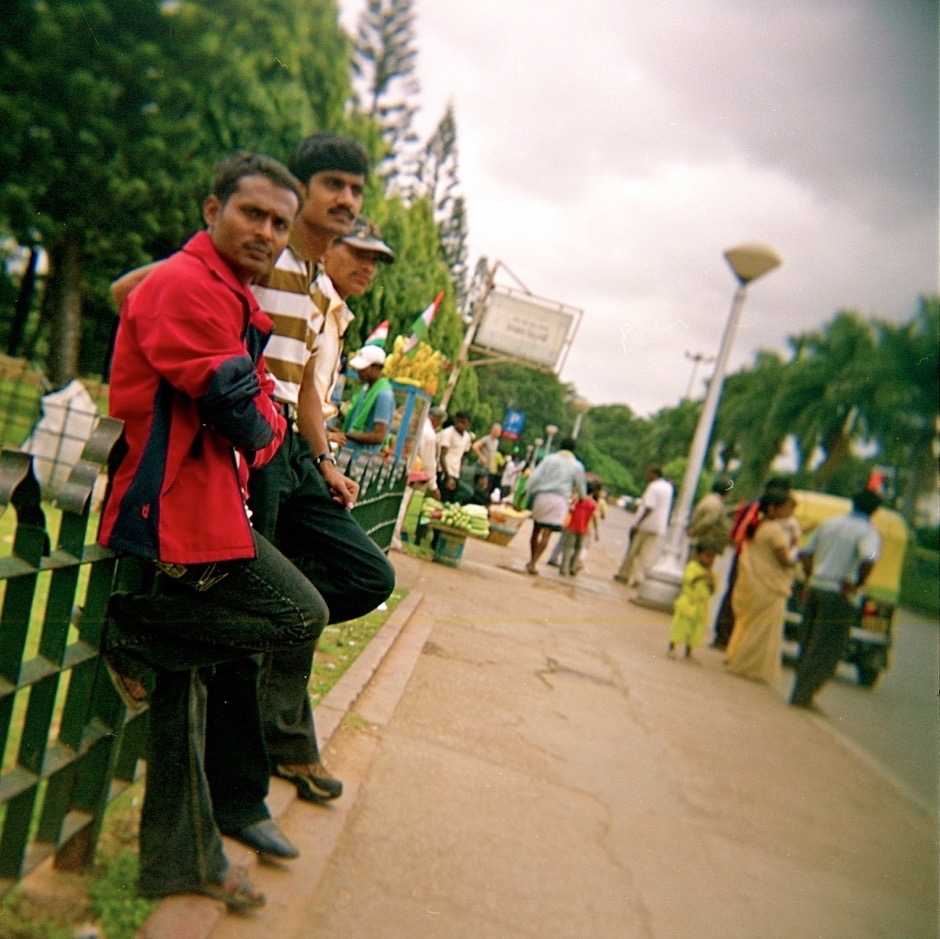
[603,504,939,811]
[200,501,936,939]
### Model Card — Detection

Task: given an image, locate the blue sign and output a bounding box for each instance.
[502,409,526,440]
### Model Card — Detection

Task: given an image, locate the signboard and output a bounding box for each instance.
[472,287,579,373]
[501,409,526,440]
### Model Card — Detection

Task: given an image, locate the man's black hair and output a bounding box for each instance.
[758,489,793,512]
[852,490,882,516]
[289,133,369,185]
[211,150,304,206]
[558,436,577,452]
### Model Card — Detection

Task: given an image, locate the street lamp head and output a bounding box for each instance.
[723,243,782,286]
[545,424,559,436]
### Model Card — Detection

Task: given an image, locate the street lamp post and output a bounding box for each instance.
[544,424,559,459]
[633,243,782,611]
[571,398,591,440]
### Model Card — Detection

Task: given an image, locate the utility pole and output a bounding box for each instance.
[684,350,715,400]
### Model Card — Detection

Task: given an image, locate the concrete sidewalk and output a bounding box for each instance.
[192,525,937,939]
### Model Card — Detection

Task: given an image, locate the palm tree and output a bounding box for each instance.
[714,351,792,495]
[863,297,939,518]
[782,313,878,486]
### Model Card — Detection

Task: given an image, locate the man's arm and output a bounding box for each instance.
[111,261,163,308]
[853,560,876,591]
[134,274,284,460]
[438,435,458,493]
[799,552,814,581]
[345,422,388,447]
[296,358,358,508]
[574,466,587,499]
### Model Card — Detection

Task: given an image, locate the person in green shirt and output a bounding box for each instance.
[339,344,395,452]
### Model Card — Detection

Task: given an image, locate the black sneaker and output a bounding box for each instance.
[309,760,343,800]
[274,762,343,801]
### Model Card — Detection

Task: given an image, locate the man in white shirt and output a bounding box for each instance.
[437,410,473,502]
[614,464,674,587]
[417,405,447,497]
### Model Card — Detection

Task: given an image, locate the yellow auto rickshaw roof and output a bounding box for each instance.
[791,490,908,600]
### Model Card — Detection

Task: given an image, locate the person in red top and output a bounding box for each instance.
[559,481,602,576]
[99,152,330,912]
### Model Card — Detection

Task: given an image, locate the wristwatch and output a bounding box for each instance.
[312,452,336,469]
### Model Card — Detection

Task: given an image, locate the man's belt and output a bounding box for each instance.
[276,399,298,422]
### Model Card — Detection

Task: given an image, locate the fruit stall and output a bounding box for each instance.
[414,498,531,568]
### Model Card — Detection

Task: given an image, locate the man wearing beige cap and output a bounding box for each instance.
[319,218,395,440]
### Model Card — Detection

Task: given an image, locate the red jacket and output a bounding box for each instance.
[100,232,286,563]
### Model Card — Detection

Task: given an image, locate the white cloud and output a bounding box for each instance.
[340,0,939,417]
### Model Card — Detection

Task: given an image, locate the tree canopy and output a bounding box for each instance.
[0,4,935,526]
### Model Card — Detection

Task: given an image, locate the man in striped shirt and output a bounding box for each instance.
[244,134,396,807]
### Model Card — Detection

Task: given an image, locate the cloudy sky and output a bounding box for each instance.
[339,0,938,417]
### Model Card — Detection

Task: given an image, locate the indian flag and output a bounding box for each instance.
[403,292,444,354]
[363,319,389,348]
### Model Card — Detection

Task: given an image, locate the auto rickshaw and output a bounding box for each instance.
[783,490,909,687]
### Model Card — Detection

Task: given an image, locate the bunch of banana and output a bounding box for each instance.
[383,336,443,396]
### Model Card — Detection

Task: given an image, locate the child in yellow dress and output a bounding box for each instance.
[668,542,718,659]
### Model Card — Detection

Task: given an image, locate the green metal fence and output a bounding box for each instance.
[0,418,146,887]
[0,415,406,889]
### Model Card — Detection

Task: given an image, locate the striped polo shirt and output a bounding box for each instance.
[251,233,329,407]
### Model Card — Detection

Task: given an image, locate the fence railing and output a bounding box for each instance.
[0,354,109,501]
[0,412,407,889]
[0,418,147,888]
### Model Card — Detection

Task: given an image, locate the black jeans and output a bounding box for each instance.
[109,530,329,895]
[789,587,854,707]
[246,424,394,767]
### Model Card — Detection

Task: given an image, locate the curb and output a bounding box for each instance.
[134,589,426,939]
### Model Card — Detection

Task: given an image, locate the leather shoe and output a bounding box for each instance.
[226,819,299,859]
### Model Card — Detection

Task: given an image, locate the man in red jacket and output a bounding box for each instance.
[100,151,329,912]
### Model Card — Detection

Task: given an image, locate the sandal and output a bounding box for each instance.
[194,865,266,912]
[101,599,151,711]
[103,658,148,712]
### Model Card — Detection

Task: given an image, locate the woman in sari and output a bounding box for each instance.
[726,491,798,682]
